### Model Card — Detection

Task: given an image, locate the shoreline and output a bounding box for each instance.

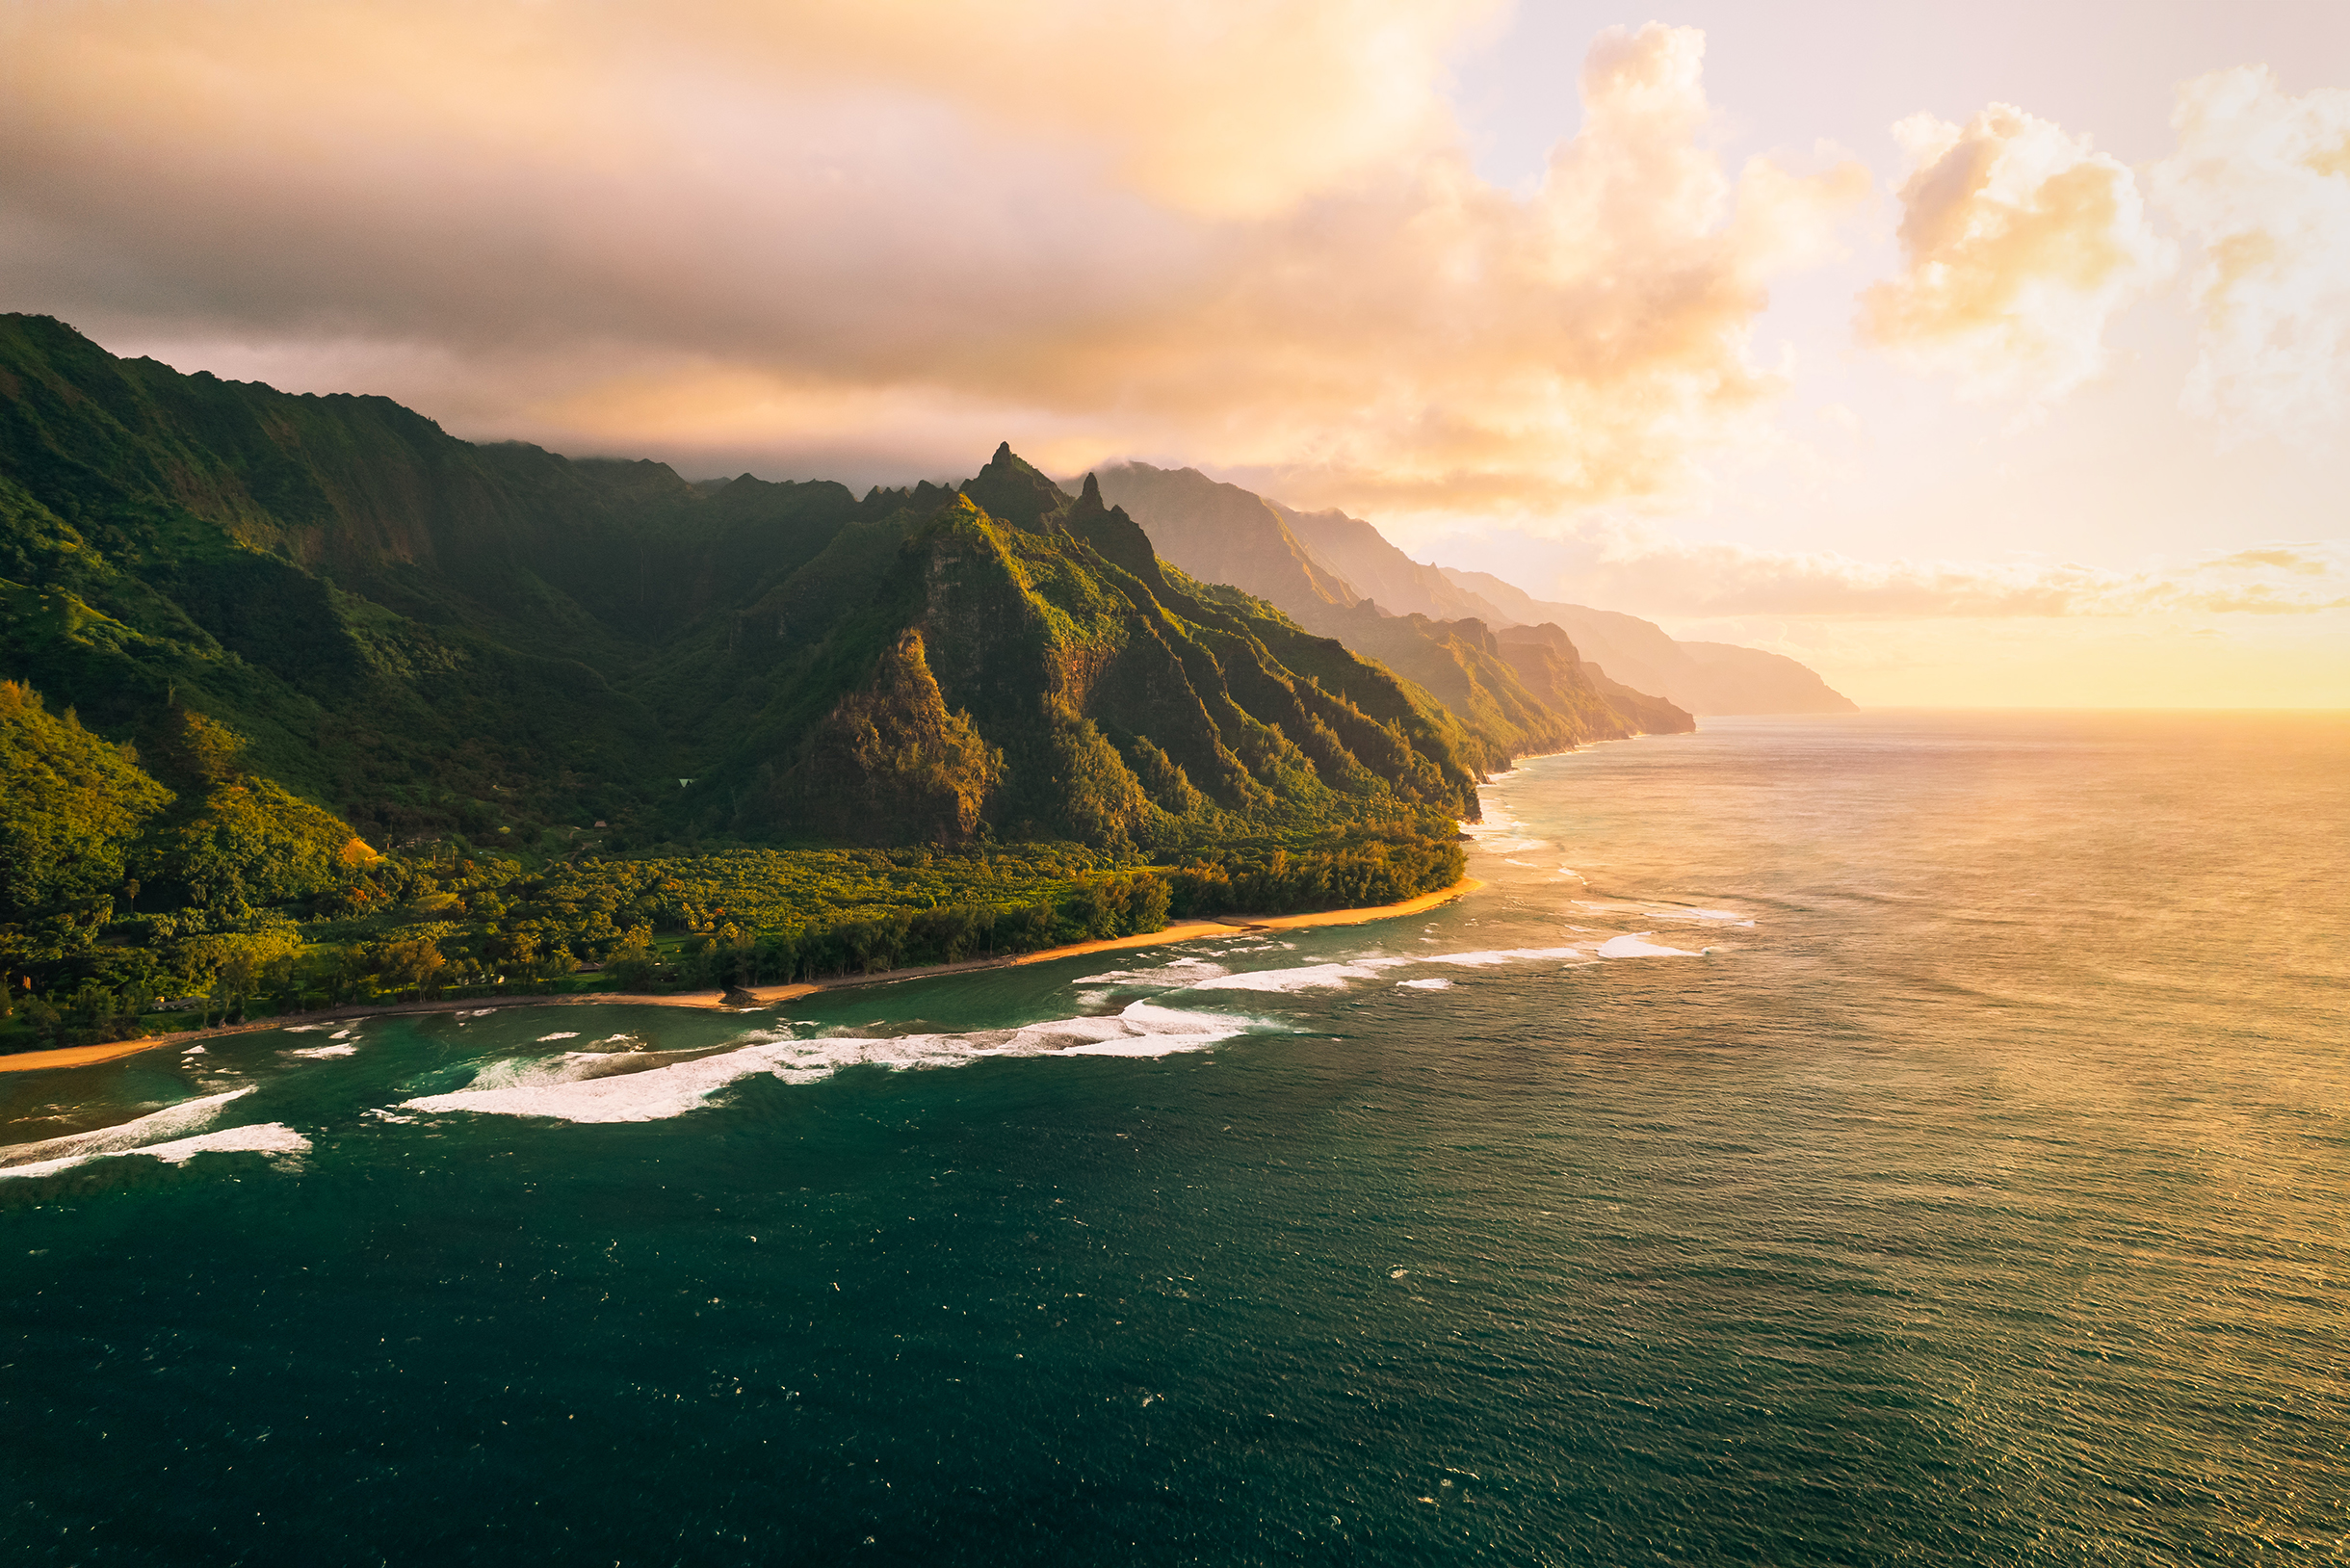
[0,876,1482,1075]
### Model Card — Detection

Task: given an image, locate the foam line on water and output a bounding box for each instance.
[0,1122,310,1181]
[1421,946,1587,967]
[0,1086,254,1170]
[287,1043,359,1058]
[1180,958,1412,993]
[399,1002,1255,1124]
[1075,957,1229,985]
[1597,932,1703,958]
[1179,946,1598,994]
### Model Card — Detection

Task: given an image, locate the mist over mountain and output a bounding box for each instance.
[1088,460,1851,718]
[1091,461,1694,759]
[1440,570,1858,717]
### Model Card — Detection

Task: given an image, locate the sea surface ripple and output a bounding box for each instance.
[4,712,2344,1564]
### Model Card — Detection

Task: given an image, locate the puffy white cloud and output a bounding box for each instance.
[1859,104,2171,406]
[2154,66,2350,441]
[0,5,1861,510]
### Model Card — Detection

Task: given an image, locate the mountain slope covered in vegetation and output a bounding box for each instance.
[1,317,1497,1037]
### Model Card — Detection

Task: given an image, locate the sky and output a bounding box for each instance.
[2,1,2345,707]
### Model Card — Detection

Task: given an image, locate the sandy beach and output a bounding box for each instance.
[0,877,1482,1075]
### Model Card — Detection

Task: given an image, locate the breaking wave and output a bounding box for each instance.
[1596,933,1703,958]
[399,1001,1256,1124]
[0,1089,309,1179]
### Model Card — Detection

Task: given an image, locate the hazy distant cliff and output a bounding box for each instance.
[1440,570,1857,716]
[1093,461,1694,766]
[1088,459,1852,719]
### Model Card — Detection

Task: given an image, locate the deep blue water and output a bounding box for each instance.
[6,712,2346,1564]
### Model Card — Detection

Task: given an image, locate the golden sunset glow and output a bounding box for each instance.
[2,0,2342,705]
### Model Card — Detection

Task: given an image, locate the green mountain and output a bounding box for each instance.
[3,317,1523,1027]
[1,316,1487,852]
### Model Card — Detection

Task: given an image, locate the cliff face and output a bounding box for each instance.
[734,463,1484,846]
[1268,501,1506,624]
[1086,459,1688,760]
[0,322,1479,849]
[1089,462,1357,616]
[1442,569,1857,716]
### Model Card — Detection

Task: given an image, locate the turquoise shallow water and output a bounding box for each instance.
[6,712,2347,1564]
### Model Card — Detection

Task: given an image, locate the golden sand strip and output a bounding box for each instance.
[0,877,1482,1075]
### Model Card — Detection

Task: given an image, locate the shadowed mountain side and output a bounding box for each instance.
[0,322,1484,859]
[1441,569,1857,715]
[1089,461,1359,617]
[1491,623,1692,739]
[1086,458,1686,764]
[1268,499,1509,623]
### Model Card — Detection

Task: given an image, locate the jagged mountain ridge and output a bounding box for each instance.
[1,316,1498,853]
[1091,461,1694,758]
[1088,459,1852,718]
[1439,569,1857,716]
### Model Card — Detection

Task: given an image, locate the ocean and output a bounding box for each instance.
[5,712,2345,1564]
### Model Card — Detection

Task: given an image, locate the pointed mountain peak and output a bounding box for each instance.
[961,441,1069,531]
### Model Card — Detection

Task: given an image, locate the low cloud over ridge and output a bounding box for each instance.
[1481,524,2349,620]
[0,4,1859,510]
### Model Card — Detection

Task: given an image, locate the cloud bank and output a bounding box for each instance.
[0,4,1861,510]
[1859,105,2171,408]
[2154,67,2350,442]
[1449,522,2350,620]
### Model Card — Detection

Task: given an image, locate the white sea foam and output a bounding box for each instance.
[0,1088,308,1179]
[398,1002,1254,1124]
[535,1032,582,1042]
[0,1086,253,1171]
[1181,958,1408,993]
[1397,978,1452,990]
[282,1024,329,1033]
[1179,945,1592,994]
[1597,933,1702,958]
[1643,907,1755,927]
[0,1122,310,1180]
[1075,958,1230,986]
[287,1043,358,1058]
[181,1045,207,1056]
[1421,946,1587,967]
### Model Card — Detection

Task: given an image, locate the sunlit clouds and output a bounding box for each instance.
[0,5,1858,510]
[1859,106,2171,408]
[1432,517,2349,620]
[2155,66,2350,442]
[0,1,2342,704]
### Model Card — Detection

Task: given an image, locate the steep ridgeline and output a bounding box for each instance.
[1092,461,1691,767]
[1439,570,1858,716]
[1078,462,1360,615]
[671,447,1487,845]
[1267,500,1506,623]
[0,317,1483,863]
